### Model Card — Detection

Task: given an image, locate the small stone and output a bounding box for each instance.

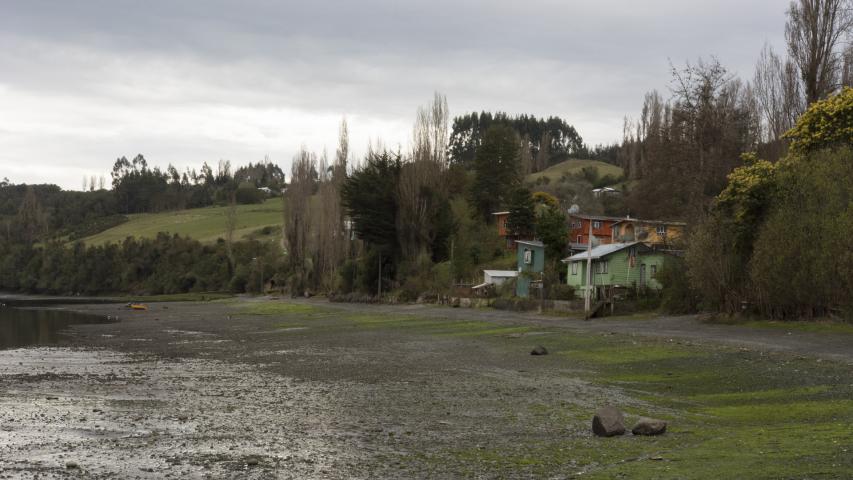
[592,406,625,437]
[246,457,260,466]
[46,396,59,400]
[530,345,548,356]
[177,415,189,422]
[632,417,667,436]
[66,461,79,469]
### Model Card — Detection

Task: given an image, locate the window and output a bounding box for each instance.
[571,262,578,275]
[523,249,533,265]
[656,225,667,236]
[592,220,602,229]
[577,235,582,243]
[651,264,657,276]
[596,260,608,274]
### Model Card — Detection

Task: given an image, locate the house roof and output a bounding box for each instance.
[515,240,545,248]
[483,270,519,277]
[561,242,642,262]
[491,211,510,216]
[568,213,625,222]
[611,218,687,226]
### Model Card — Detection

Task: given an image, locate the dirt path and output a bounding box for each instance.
[293,299,853,363]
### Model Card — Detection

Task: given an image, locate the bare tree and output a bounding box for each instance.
[843,43,853,86]
[785,0,853,104]
[225,190,237,273]
[283,147,317,292]
[17,187,48,245]
[397,93,450,260]
[754,44,806,143]
[98,175,106,190]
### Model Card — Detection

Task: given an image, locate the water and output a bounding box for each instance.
[0,307,111,349]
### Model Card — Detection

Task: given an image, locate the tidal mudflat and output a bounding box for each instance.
[1,300,851,478]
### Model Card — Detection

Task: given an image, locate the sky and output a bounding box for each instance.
[0,0,788,190]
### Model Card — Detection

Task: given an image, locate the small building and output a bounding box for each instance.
[610,218,686,245]
[592,187,621,198]
[492,211,516,250]
[562,242,670,300]
[515,240,545,298]
[483,270,519,286]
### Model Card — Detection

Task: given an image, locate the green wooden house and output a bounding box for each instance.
[515,240,545,298]
[562,242,669,300]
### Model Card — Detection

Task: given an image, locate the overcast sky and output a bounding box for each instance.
[0,0,787,190]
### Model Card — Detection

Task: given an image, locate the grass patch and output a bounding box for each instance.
[742,319,853,335]
[236,302,325,316]
[82,198,283,245]
[526,159,624,184]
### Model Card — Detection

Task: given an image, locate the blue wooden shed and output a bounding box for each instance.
[515,240,545,298]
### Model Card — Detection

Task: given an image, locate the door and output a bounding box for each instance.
[640,264,646,287]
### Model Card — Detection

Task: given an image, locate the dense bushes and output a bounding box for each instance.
[0,233,282,295]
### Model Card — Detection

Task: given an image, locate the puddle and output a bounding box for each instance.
[0,307,112,350]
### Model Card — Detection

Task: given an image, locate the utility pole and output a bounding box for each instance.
[584,219,593,316]
[538,271,544,314]
[378,251,382,297]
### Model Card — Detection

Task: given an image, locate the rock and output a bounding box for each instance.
[45,396,59,400]
[177,415,189,422]
[632,417,667,436]
[246,456,260,466]
[530,345,548,356]
[65,461,79,469]
[592,406,625,437]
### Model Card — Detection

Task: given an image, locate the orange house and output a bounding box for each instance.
[568,214,621,247]
[492,211,517,249]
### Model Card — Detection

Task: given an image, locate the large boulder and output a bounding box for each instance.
[592,406,625,437]
[530,345,548,356]
[631,417,667,436]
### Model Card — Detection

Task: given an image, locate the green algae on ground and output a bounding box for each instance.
[236,302,326,316]
[426,323,853,478]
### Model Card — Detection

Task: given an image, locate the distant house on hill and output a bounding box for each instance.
[562,242,672,300]
[592,186,621,198]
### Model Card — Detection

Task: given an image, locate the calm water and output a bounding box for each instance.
[0,307,111,349]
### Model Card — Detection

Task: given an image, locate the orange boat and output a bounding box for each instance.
[129,303,148,311]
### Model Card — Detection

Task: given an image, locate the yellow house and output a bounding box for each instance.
[610,217,686,246]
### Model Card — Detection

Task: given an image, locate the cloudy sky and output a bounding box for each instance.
[0,0,787,190]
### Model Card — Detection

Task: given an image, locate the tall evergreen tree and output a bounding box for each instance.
[470,125,520,220]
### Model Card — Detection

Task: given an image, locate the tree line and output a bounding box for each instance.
[642,0,853,319]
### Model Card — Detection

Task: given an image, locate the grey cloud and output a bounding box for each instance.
[0,0,787,189]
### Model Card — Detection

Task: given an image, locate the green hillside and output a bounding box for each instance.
[526,159,623,184]
[83,198,283,245]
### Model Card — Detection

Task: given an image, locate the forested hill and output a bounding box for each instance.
[449,112,587,170]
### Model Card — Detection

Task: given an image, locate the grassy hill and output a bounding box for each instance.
[526,159,623,185]
[83,198,283,245]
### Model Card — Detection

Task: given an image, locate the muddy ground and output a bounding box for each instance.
[1,298,851,479]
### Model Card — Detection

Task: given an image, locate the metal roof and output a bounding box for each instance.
[515,240,545,248]
[561,242,641,262]
[483,270,519,277]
